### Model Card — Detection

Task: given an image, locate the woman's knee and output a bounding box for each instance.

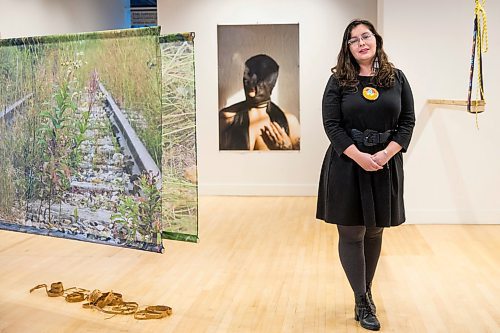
[337,225,366,243]
[365,227,384,239]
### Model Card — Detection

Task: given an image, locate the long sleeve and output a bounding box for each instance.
[322,75,354,155]
[391,69,416,152]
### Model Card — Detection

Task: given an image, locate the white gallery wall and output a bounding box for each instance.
[0,0,128,38]
[158,0,377,196]
[380,0,499,223]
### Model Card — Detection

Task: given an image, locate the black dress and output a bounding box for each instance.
[316,69,415,227]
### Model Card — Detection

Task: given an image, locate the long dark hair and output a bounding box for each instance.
[332,19,394,89]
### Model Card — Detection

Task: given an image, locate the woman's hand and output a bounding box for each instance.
[371,150,390,167]
[371,142,403,166]
[343,144,382,172]
[261,122,293,150]
[354,152,384,171]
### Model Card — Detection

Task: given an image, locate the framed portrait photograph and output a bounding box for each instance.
[218,24,300,151]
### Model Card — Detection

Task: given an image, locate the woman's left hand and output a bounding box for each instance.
[371,150,390,167]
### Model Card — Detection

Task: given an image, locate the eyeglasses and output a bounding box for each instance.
[347,32,375,46]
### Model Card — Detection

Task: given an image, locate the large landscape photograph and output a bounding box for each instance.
[0,27,163,252]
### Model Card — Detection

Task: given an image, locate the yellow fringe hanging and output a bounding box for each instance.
[473,0,488,128]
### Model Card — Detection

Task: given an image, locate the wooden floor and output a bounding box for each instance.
[0,197,498,333]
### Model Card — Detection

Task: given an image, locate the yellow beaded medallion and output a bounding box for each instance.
[362,86,379,101]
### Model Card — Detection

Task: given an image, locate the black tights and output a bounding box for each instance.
[337,225,384,297]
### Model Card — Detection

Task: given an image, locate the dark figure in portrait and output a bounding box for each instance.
[219,54,300,150]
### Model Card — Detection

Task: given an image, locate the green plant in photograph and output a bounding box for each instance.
[36,59,82,222]
[69,69,97,168]
[111,171,162,245]
[70,108,90,167]
[138,171,162,234]
[111,195,141,240]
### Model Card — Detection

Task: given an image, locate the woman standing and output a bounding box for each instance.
[317,19,415,331]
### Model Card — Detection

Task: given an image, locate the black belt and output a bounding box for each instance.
[351,129,393,147]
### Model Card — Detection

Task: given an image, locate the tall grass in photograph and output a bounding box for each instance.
[0,42,47,221]
[0,121,17,218]
[80,28,162,167]
[0,46,33,110]
[160,33,198,242]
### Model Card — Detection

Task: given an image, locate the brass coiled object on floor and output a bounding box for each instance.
[30,281,172,320]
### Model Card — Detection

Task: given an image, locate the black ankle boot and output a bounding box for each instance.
[355,293,380,331]
[366,283,376,314]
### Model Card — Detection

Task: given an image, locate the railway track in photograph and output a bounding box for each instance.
[0,93,33,125]
[1,82,161,245]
